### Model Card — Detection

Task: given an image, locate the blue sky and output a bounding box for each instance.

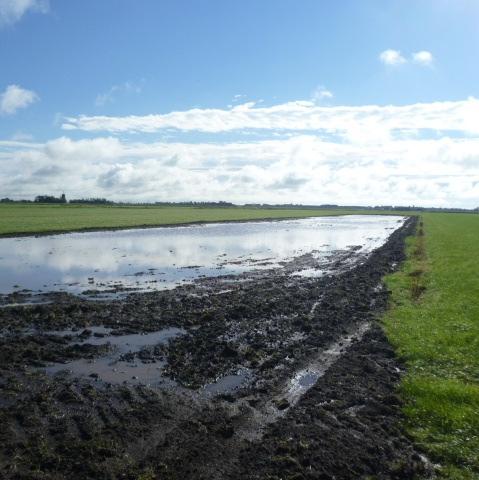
[1,0,479,206]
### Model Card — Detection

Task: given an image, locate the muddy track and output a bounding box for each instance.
[0,217,430,479]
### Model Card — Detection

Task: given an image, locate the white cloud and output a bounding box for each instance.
[379,49,406,66]
[0,84,38,114]
[380,49,435,67]
[62,97,479,141]
[0,0,48,27]
[312,85,333,103]
[1,131,479,208]
[3,94,479,208]
[412,50,434,66]
[95,81,143,107]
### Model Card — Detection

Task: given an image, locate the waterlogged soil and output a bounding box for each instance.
[0,217,431,479]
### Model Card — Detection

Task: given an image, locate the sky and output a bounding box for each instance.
[1,0,479,207]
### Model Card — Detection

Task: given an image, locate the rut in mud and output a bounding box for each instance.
[0,216,431,479]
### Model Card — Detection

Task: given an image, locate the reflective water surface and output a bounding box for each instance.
[0,215,404,297]
[45,327,186,386]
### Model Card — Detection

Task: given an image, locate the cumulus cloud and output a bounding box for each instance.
[379,49,406,66]
[380,49,435,67]
[3,95,479,208]
[1,132,479,208]
[62,97,479,141]
[0,0,48,27]
[412,50,434,66]
[0,84,39,114]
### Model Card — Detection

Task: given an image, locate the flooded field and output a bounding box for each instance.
[0,215,404,299]
[0,216,428,479]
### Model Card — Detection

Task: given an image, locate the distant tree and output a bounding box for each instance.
[34,195,66,204]
[69,198,113,205]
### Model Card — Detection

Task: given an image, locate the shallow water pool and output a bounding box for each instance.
[0,215,404,297]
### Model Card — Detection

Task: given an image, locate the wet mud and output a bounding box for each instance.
[0,217,431,479]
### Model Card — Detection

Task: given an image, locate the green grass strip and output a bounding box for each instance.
[384,213,479,479]
[0,203,401,236]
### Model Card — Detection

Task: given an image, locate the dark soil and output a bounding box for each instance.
[0,217,431,479]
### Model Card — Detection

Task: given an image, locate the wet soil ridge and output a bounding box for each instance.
[0,217,429,479]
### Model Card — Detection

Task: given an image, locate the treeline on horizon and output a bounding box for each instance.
[0,195,477,213]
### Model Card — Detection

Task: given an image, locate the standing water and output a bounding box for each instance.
[0,215,404,298]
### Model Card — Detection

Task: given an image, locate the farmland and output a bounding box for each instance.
[0,205,477,478]
[0,203,396,236]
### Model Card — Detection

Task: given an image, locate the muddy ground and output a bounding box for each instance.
[0,217,431,479]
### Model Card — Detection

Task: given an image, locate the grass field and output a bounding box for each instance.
[384,213,479,479]
[0,203,392,236]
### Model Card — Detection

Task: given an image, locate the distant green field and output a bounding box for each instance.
[0,203,393,236]
[384,213,479,479]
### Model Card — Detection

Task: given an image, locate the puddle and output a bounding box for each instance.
[43,327,253,393]
[46,357,178,387]
[44,327,186,385]
[202,368,252,395]
[0,216,405,300]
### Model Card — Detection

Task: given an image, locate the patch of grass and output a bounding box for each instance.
[384,213,479,479]
[0,203,402,236]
